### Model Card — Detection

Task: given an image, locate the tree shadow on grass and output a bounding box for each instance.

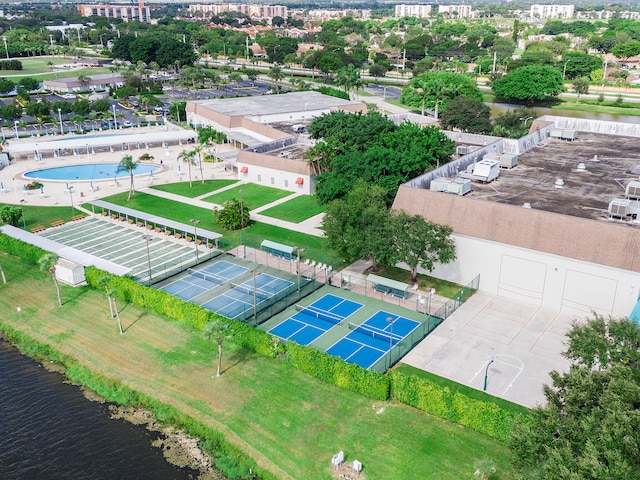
[220,348,255,375]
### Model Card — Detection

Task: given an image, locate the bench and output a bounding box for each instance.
[71,214,84,221]
[155,227,162,233]
[373,284,391,295]
[206,242,214,249]
[111,214,118,219]
[137,221,143,227]
[31,225,46,233]
[195,239,202,245]
[186,236,193,242]
[50,220,65,228]
[101,211,109,217]
[391,288,409,299]
[128,218,134,224]
[175,233,182,239]
[146,224,154,230]
[118,216,126,222]
[164,229,172,236]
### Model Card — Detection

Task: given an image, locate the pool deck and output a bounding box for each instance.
[2,124,325,237]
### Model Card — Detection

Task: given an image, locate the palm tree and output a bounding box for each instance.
[178,149,196,187]
[116,155,138,201]
[268,66,283,93]
[77,74,90,91]
[39,253,61,307]
[204,320,232,377]
[192,144,205,184]
[97,273,123,334]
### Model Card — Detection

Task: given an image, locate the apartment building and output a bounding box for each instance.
[394,4,432,18]
[530,4,575,19]
[76,2,151,22]
[188,4,287,20]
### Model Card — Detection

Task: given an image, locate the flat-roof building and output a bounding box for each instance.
[76,2,151,22]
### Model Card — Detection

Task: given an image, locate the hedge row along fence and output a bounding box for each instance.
[1,235,523,440]
[0,322,276,480]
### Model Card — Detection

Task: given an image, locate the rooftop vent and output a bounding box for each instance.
[555,178,565,189]
[522,202,532,209]
[591,154,599,162]
[577,163,586,172]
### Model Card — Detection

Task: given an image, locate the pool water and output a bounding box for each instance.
[24,163,161,181]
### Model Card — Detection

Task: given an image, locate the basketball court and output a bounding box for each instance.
[402,291,576,407]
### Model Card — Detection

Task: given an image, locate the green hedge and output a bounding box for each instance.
[0,234,47,264]
[389,369,519,441]
[0,322,276,480]
[286,341,389,400]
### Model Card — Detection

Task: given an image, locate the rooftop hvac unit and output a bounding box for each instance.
[550,128,563,139]
[472,159,500,183]
[446,178,471,196]
[626,181,640,199]
[430,177,451,192]
[497,153,518,169]
[576,163,586,172]
[561,129,578,141]
[278,151,292,158]
[608,198,631,218]
[457,145,471,155]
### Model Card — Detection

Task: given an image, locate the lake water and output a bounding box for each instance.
[0,339,199,480]
[487,102,640,124]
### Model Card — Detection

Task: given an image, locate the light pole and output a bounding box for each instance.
[428,288,435,316]
[386,316,394,368]
[296,247,305,292]
[2,36,7,59]
[13,120,18,140]
[19,199,26,229]
[68,185,74,216]
[142,234,152,283]
[483,349,495,391]
[58,108,63,135]
[112,104,118,130]
[190,218,200,261]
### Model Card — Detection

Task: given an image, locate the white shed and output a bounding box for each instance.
[55,258,86,286]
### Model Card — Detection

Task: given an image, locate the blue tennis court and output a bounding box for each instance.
[201,273,293,319]
[159,260,248,301]
[269,294,363,346]
[326,311,421,369]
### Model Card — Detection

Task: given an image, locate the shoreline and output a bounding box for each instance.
[14,338,227,480]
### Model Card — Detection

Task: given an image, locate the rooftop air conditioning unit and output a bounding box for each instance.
[446,178,471,196]
[457,145,471,155]
[550,128,563,139]
[497,153,518,169]
[430,177,451,192]
[608,198,631,218]
[626,180,640,200]
[472,159,500,183]
[561,129,578,141]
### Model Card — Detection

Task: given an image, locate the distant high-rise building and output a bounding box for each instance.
[530,4,575,19]
[394,4,432,18]
[188,4,287,20]
[438,5,475,19]
[76,2,151,22]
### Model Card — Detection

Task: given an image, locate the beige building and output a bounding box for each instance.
[185,92,366,195]
[394,4,432,18]
[76,2,151,22]
[188,4,287,20]
[438,4,475,18]
[530,4,575,19]
[43,73,126,93]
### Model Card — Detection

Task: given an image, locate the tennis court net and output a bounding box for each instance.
[230,282,272,300]
[295,304,345,326]
[187,268,226,285]
[348,322,403,346]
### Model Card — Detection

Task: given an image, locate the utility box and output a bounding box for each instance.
[472,159,500,183]
[484,152,518,169]
[447,178,471,195]
[430,177,450,192]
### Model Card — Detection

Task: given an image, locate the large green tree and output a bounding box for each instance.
[439,97,492,134]
[492,65,565,105]
[510,315,640,479]
[392,211,456,282]
[310,112,454,205]
[401,72,482,119]
[323,180,395,269]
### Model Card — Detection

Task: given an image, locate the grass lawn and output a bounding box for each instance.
[150,179,239,198]
[0,253,519,480]
[92,191,344,266]
[2,203,84,231]
[2,56,112,81]
[259,195,324,223]
[202,183,293,209]
[365,265,465,299]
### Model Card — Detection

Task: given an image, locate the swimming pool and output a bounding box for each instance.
[24,163,161,181]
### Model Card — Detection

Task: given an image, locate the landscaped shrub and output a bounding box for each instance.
[389,369,519,441]
[316,86,350,100]
[0,234,47,264]
[0,59,22,70]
